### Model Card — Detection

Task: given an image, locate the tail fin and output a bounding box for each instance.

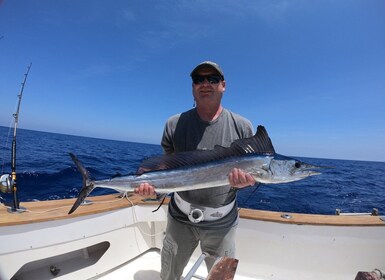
[68,153,95,214]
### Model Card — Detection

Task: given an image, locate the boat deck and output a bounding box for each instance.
[95,249,256,280]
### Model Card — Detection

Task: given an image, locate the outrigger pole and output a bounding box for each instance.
[0,63,32,212]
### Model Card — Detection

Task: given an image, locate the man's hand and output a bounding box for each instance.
[134,182,156,197]
[228,168,256,189]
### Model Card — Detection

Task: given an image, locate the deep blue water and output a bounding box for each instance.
[1,126,384,215]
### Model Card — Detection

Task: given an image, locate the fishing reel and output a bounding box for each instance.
[0,174,14,194]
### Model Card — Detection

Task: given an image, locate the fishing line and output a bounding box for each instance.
[124,193,165,256]
[125,193,165,237]
[241,183,262,207]
[85,193,128,205]
[11,204,69,214]
[152,193,168,213]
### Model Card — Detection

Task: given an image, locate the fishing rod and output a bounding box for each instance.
[0,63,32,212]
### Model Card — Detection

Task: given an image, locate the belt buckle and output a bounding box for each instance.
[188,208,204,223]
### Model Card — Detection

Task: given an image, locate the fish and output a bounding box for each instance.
[68,126,322,214]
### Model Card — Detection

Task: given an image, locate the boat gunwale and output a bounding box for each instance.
[0,194,384,227]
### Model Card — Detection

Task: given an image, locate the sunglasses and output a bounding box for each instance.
[192,75,223,85]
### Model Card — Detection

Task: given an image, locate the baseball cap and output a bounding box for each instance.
[190,61,224,79]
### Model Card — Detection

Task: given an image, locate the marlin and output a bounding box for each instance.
[68,126,322,214]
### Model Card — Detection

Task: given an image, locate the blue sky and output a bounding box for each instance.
[0,0,384,162]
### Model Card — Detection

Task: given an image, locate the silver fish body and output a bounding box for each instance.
[68,126,322,214]
[92,155,318,193]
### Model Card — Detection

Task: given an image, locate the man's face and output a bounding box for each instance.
[192,68,226,107]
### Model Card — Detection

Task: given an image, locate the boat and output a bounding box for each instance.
[1,193,384,280]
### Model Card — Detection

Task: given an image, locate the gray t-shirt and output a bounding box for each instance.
[161,108,254,228]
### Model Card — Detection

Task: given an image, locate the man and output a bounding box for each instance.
[135,61,256,280]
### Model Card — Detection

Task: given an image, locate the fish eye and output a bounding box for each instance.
[295,162,301,168]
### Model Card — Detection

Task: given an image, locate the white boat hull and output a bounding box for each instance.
[1,194,384,279]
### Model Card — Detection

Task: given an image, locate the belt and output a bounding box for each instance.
[173,192,235,223]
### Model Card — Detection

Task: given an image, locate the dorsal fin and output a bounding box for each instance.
[136,125,275,175]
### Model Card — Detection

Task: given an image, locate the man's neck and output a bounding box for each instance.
[196,105,223,122]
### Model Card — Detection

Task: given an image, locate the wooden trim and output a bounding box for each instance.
[0,194,141,226]
[1,194,384,227]
[239,208,385,226]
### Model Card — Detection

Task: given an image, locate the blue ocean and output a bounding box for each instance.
[1,126,384,215]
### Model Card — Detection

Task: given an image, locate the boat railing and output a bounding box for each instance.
[335,208,378,216]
